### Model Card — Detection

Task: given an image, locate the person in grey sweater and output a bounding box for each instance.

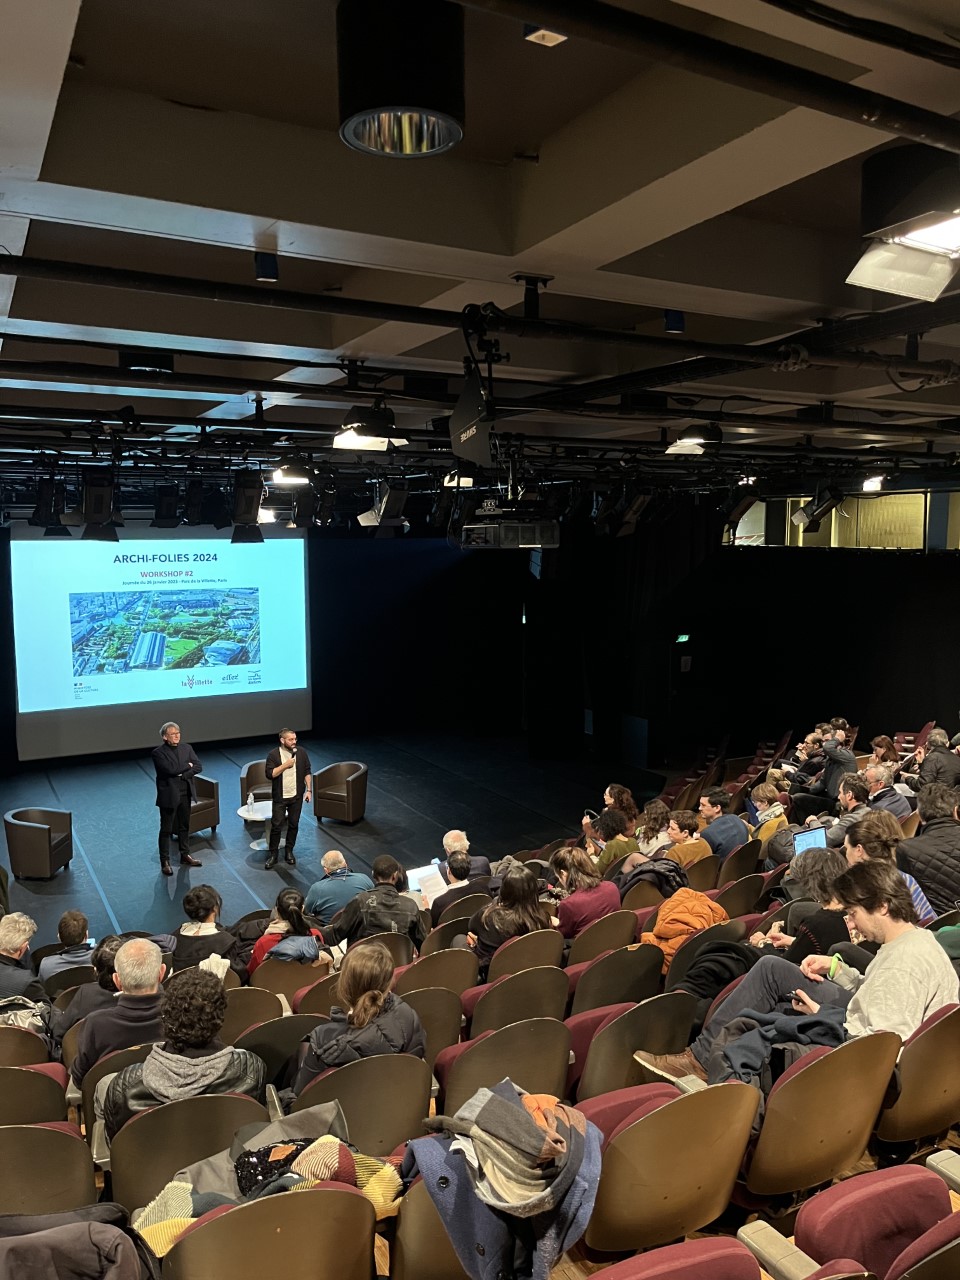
[637,859,958,1082]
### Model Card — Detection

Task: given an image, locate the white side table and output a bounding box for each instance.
[236,800,274,851]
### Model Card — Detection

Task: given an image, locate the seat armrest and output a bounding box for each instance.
[90,1118,111,1170]
[66,1080,81,1107]
[265,1083,284,1122]
[738,1221,818,1280]
[926,1150,960,1192]
[674,1074,709,1094]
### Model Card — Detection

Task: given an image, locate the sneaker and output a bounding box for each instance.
[634,1047,707,1083]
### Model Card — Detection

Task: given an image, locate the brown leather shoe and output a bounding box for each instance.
[634,1046,707,1083]
[179,854,203,868]
[160,861,173,877]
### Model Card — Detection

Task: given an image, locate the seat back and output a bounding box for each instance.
[470,966,568,1037]
[746,1032,901,1196]
[621,881,666,912]
[239,760,271,806]
[251,957,330,1005]
[899,812,921,839]
[436,893,491,927]
[0,1125,97,1213]
[231,909,272,927]
[487,929,564,982]
[567,911,639,967]
[391,1176,469,1280]
[419,918,468,957]
[684,855,721,892]
[219,987,284,1045]
[398,988,463,1070]
[442,1018,571,1116]
[585,1082,760,1252]
[292,1054,432,1154]
[60,1017,86,1080]
[163,1183,376,1280]
[235,1013,328,1084]
[81,1043,155,1136]
[0,1065,67,1124]
[626,992,699,1065]
[354,932,414,967]
[570,944,663,1016]
[713,874,765,921]
[0,1025,50,1066]
[876,1005,960,1144]
[927,909,960,931]
[43,964,96,999]
[718,841,762,887]
[393,948,479,997]
[111,1093,270,1212]
[601,854,632,883]
[665,921,746,991]
[579,1000,697,1102]
[294,973,341,1016]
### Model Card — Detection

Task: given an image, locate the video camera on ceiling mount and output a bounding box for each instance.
[459,496,559,551]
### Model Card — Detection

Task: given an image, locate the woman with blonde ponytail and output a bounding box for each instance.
[291,942,425,1096]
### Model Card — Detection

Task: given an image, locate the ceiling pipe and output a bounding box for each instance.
[457,0,960,153]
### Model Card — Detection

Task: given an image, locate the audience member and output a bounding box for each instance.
[0,913,48,1003]
[637,860,958,1083]
[863,763,913,820]
[37,910,95,982]
[635,799,672,856]
[588,807,640,874]
[173,885,243,974]
[54,936,124,1037]
[582,783,640,843]
[896,783,960,917]
[808,773,870,847]
[910,728,960,790]
[430,850,481,927]
[787,732,825,788]
[749,847,850,963]
[71,939,165,1087]
[658,809,713,867]
[844,812,936,926]
[441,830,491,880]
[103,968,266,1141]
[789,725,857,823]
[248,888,324,974]
[464,864,553,980]
[320,856,425,952]
[290,942,425,1096]
[751,783,788,846]
[868,735,900,766]
[698,788,749,861]
[552,847,621,939]
[304,851,374,924]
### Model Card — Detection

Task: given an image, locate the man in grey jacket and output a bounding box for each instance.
[807,773,871,847]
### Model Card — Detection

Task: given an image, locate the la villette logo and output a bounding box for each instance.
[182,675,214,690]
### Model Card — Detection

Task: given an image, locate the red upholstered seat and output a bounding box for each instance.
[22,1061,69,1089]
[885,1207,960,1280]
[766,1044,834,1097]
[795,1166,953,1280]
[34,1119,83,1138]
[577,1084,681,1148]
[586,1235,760,1279]
[563,1002,634,1097]
[460,973,509,1020]
[433,1029,495,1095]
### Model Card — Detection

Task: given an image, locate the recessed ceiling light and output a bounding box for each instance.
[523,24,567,47]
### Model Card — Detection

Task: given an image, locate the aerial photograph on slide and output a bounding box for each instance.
[69,588,260,676]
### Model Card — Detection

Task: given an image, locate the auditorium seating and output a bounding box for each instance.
[396,986,462,1069]
[0,1125,97,1213]
[3,806,73,878]
[291,1053,432,1154]
[434,1017,570,1115]
[568,944,663,1015]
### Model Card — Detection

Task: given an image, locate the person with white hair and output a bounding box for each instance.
[864,763,913,820]
[440,830,491,880]
[304,850,374,924]
[0,913,47,1003]
[152,721,203,877]
[71,938,166,1087]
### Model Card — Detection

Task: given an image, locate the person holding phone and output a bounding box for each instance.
[636,860,957,1083]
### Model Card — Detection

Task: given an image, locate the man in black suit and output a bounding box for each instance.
[153,721,203,877]
[265,728,312,870]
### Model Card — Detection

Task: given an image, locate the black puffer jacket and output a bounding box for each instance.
[913,747,960,791]
[897,817,960,916]
[292,993,425,1095]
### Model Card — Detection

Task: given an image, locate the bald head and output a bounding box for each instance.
[322,850,347,874]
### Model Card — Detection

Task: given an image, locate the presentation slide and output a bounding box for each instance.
[11,529,311,759]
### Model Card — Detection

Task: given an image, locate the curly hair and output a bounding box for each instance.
[606,784,639,828]
[639,799,670,843]
[594,807,629,842]
[160,968,227,1051]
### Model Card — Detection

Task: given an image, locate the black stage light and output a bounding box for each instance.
[150,483,182,529]
[231,523,264,544]
[254,251,279,283]
[232,470,264,525]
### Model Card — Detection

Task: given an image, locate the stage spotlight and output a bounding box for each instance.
[82,467,116,525]
[665,423,722,456]
[183,478,204,525]
[150,483,182,529]
[791,487,845,533]
[272,456,314,486]
[862,475,885,492]
[335,399,408,450]
[663,309,686,334]
[232,469,265,526]
[81,521,119,542]
[286,485,325,528]
[29,478,72,536]
[357,481,410,537]
[443,466,474,488]
[231,523,264,544]
[337,0,465,157]
[254,251,279,283]
[201,486,232,530]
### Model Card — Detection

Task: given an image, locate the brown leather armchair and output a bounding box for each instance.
[3,808,73,879]
[189,775,220,837]
[239,760,272,807]
[313,762,368,824]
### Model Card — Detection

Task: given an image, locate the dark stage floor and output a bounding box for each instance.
[0,734,663,948]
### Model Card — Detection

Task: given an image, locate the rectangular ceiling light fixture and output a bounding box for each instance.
[523,24,567,46]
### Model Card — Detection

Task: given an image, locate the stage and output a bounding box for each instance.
[0,734,655,946]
